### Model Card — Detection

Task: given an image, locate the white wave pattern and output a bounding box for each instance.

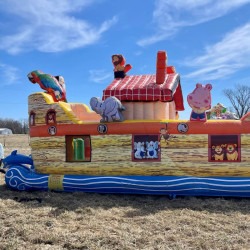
[5,167,49,189]
[62,186,250,194]
[63,181,250,188]
[64,176,250,183]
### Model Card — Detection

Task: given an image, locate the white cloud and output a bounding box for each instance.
[0,0,117,54]
[183,23,250,80]
[89,69,112,83]
[137,0,250,46]
[0,63,20,85]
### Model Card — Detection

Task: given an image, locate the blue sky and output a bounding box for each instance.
[0,0,250,121]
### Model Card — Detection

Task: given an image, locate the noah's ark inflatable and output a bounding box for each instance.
[3,51,250,197]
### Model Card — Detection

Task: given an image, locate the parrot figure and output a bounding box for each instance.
[27,70,67,102]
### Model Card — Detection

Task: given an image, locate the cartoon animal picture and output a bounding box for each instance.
[208,103,239,120]
[146,141,158,159]
[90,96,125,123]
[210,103,226,118]
[112,54,132,79]
[177,123,189,133]
[134,142,146,159]
[133,135,160,161]
[27,70,67,102]
[225,143,238,160]
[46,111,56,124]
[159,128,177,143]
[187,83,212,121]
[212,144,225,161]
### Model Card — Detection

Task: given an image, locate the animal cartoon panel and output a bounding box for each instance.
[132,135,160,162]
[209,135,241,162]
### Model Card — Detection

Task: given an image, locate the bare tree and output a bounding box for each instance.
[223,84,250,118]
[0,118,29,134]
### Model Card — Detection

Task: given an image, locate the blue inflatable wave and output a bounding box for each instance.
[5,166,48,191]
[4,166,250,197]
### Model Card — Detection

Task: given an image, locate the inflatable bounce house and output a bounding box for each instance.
[3,51,250,197]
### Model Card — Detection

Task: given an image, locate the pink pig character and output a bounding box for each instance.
[187,83,212,121]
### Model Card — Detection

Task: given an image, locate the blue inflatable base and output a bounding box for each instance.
[5,165,250,198]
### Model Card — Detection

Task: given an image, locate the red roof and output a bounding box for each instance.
[103,73,184,111]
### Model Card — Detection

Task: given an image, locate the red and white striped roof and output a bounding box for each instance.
[102,73,184,111]
[103,74,179,101]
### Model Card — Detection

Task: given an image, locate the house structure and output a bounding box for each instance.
[102,51,184,120]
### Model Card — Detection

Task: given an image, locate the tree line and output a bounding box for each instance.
[0,118,29,134]
[223,84,250,118]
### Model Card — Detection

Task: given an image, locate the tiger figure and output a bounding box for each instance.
[90,96,125,122]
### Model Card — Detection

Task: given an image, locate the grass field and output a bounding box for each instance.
[0,135,249,250]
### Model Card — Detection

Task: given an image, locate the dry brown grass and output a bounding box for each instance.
[0,135,250,250]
